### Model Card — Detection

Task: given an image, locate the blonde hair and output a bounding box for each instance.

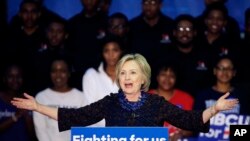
[115,53,151,91]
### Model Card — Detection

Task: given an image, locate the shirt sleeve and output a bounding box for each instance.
[57,96,109,131]
[159,97,210,132]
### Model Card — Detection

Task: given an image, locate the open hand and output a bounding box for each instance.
[214,92,239,112]
[11,93,39,111]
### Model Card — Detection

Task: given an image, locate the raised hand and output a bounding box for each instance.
[11,93,39,111]
[12,93,58,120]
[214,92,239,112]
[203,92,239,123]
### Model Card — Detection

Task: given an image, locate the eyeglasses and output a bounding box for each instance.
[216,66,234,72]
[176,27,193,32]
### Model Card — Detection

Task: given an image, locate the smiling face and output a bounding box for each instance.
[205,10,226,34]
[118,60,144,95]
[214,58,235,84]
[50,60,70,89]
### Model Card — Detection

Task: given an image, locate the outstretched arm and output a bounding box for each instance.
[202,92,239,123]
[11,93,58,120]
[161,92,239,132]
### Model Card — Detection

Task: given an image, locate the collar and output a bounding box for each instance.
[118,91,148,111]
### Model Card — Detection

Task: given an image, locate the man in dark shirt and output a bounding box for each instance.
[7,0,45,94]
[196,3,238,64]
[67,0,107,86]
[160,15,213,97]
[34,17,70,93]
[129,0,173,71]
[196,0,240,42]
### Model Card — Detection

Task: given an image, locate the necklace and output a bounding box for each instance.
[118,91,148,111]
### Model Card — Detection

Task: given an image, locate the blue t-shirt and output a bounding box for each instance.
[194,87,249,115]
[0,98,30,141]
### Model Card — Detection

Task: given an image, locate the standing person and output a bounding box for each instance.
[0,64,36,141]
[33,57,87,141]
[196,3,238,69]
[7,0,45,94]
[9,0,62,29]
[34,17,69,93]
[11,54,238,133]
[8,0,44,55]
[82,36,124,126]
[160,14,212,97]
[195,56,249,115]
[107,13,129,38]
[196,0,240,41]
[67,0,108,90]
[129,0,173,71]
[148,65,194,141]
[194,56,249,140]
[107,12,130,52]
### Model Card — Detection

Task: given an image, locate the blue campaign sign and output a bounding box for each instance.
[197,113,250,141]
[71,127,168,141]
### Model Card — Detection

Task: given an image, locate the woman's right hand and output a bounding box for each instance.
[11,93,39,111]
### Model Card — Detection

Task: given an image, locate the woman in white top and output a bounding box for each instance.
[33,57,87,141]
[82,36,124,126]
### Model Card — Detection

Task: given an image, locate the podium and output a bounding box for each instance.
[71,127,169,141]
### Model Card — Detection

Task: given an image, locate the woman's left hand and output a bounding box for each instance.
[214,92,239,112]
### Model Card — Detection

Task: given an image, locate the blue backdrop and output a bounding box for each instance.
[7,0,250,30]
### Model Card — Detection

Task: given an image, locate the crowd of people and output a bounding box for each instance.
[1,0,250,141]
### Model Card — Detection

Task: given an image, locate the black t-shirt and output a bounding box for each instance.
[67,11,108,73]
[159,45,213,97]
[129,13,174,68]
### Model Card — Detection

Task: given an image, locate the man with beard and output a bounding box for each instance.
[129,0,173,75]
[158,15,213,97]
